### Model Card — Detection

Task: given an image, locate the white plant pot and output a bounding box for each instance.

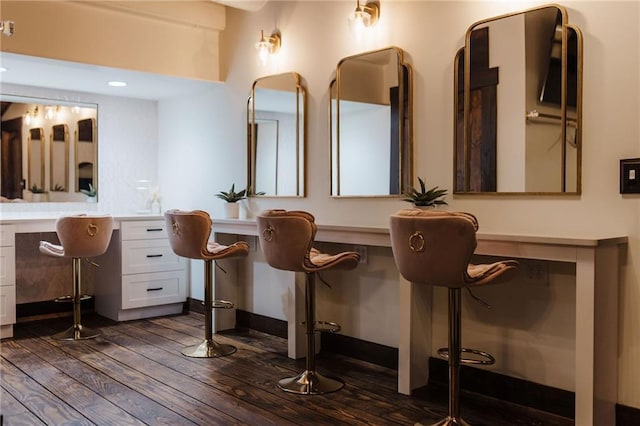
[224,202,240,219]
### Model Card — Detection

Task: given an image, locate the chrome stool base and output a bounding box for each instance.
[181,339,237,358]
[278,370,344,395]
[52,324,101,341]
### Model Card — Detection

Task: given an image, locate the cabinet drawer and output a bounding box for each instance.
[122,239,185,275]
[0,285,16,325]
[121,220,168,241]
[0,225,16,247]
[0,246,16,286]
[122,271,186,309]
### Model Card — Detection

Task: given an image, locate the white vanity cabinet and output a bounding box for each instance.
[95,219,187,321]
[0,225,16,338]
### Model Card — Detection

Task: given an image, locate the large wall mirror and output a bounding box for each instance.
[454,5,582,194]
[247,72,306,197]
[0,94,97,202]
[330,46,413,197]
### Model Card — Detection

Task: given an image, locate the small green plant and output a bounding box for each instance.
[80,183,97,197]
[29,184,46,194]
[402,177,448,207]
[215,184,247,203]
[52,183,64,192]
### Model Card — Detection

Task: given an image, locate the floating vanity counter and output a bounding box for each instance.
[212,218,626,426]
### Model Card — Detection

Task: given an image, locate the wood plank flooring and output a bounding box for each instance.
[1,312,573,425]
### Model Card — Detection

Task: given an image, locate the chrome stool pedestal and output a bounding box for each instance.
[181,259,237,358]
[277,272,344,395]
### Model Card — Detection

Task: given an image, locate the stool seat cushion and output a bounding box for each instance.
[309,248,359,271]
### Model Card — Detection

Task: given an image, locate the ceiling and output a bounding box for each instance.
[0,52,220,101]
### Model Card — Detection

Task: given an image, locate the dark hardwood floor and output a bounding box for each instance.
[0,312,573,425]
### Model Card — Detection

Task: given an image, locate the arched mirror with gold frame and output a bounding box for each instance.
[28,127,45,192]
[454,4,582,194]
[330,46,413,197]
[50,123,69,192]
[247,72,306,197]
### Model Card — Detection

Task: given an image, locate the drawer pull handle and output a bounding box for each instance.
[146,254,163,258]
[146,228,163,232]
[147,287,163,292]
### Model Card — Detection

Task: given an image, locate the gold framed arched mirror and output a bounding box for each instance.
[330,46,413,197]
[454,4,583,194]
[247,72,306,197]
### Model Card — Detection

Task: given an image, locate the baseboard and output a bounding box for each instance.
[236,310,287,339]
[427,357,575,419]
[321,332,398,370]
[16,299,95,321]
[617,403,640,426]
[186,297,205,315]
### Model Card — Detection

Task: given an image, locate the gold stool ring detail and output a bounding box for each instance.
[409,231,425,252]
[87,223,98,237]
[262,225,274,242]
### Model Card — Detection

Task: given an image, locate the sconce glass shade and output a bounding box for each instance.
[348,1,380,39]
[255,30,281,67]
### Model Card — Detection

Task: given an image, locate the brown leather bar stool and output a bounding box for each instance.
[165,209,249,358]
[39,214,114,340]
[390,209,518,426]
[257,209,360,395]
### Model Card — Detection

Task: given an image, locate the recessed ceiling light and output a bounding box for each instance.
[0,66,7,72]
[108,81,127,87]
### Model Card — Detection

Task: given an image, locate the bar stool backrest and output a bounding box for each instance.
[390,209,478,288]
[56,215,114,258]
[164,209,212,260]
[257,209,316,273]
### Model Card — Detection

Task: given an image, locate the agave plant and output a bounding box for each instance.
[80,183,97,197]
[402,177,448,207]
[215,184,247,203]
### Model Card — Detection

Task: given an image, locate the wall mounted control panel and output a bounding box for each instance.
[620,158,640,194]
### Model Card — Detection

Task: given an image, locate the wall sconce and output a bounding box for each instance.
[24,106,39,126]
[0,20,14,37]
[255,29,281,67]
[45,106,59,120]
[348,0,380,39]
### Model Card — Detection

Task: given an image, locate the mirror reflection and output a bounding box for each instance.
[455,5,582,194]
[330,46,413,197]
[0,94,97,202]
[248,72,306,197]
[28,127,45,193]
[50,124,69,192]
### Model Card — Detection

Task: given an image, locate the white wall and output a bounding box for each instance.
[155,0,640,408]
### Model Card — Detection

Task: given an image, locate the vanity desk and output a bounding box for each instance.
[213,218,626,426]
[0,213,187,339]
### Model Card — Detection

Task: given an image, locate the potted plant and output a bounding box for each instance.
[402,177,448,208]
[29,184,48,202]
[80,183,97,202]
[216,184,247,218]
